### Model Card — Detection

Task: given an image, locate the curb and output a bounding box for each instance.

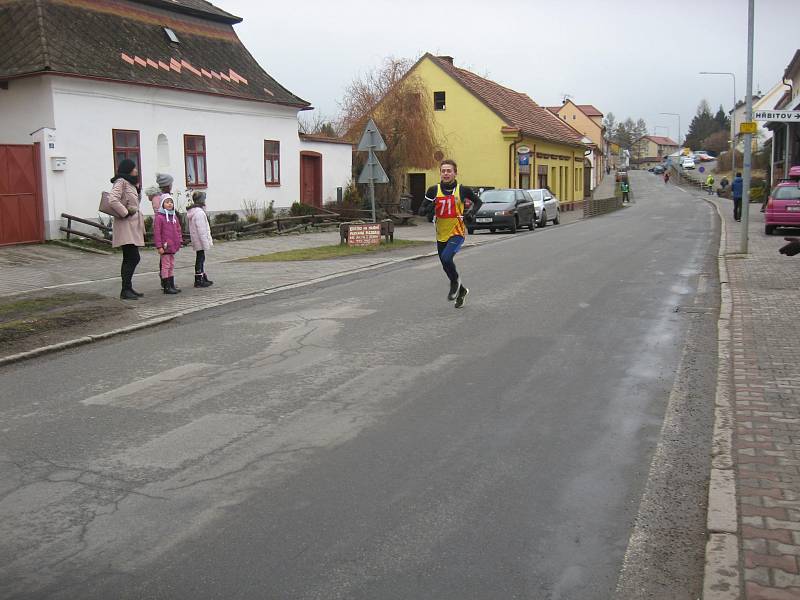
[702,196,741,599]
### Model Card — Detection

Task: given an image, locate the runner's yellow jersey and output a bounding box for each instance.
[433,184,466,242]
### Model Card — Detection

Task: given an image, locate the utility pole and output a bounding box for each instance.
[740,0,755,253]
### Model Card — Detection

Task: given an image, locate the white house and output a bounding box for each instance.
[0,0,352,244]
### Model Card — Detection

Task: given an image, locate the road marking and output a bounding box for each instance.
[106,413,263,470]
[81,363,217,408]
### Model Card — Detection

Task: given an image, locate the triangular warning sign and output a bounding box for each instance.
[357,118,387,152]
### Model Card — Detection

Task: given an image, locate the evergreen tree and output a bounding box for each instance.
[714,105,730,131]
[684,100,719,149]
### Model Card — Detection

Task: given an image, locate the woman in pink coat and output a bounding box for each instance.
[186,191,214,288]
[153,196,183,294]
[108,159,145,300]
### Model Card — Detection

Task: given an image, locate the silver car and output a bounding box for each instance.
[525,189,560,227]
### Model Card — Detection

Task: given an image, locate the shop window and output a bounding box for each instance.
[434,91,446,111]
[184,134,207,187]
[112,129,141,183]
[264,140,280,185]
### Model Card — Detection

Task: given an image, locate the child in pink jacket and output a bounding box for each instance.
[153,196,183,294]
[186,191,214,288]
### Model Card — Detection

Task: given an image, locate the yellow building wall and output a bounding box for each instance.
[555,102,603,148]
[408,57,584,202]
[410,57,511,191]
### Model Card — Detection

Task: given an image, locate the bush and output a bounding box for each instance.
[263,200,275,221]
[289,202,316,216]
[213,212,239,224]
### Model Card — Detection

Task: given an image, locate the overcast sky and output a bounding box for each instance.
[213,0,798,143]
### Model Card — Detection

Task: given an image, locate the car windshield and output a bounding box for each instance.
[773,186,800,200]
[481,190,515,203]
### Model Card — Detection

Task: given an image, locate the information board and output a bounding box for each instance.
[347,223,381,247]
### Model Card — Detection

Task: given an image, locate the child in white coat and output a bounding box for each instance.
[186,191,214,288]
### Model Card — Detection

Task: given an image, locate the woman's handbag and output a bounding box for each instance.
[99,191,116,217]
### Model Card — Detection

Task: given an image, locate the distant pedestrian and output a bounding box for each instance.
[718,176,729,197]
[732,172,743,222]
[606,164,611,175]
[664,171,670,184]
[620,180,630,203]
[108,158,145,300]
[187,191,214,288]
[706,173,715,195]
[153,195,182,294]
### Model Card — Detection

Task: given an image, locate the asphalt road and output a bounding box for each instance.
[0,172,720,600]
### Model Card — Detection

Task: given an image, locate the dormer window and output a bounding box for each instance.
[164,27,180,44]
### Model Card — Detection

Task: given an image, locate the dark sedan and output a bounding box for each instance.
[467,189,536,234]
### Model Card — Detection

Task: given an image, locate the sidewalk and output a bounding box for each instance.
[701,192,800,599]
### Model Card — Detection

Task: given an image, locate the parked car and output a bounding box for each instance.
[681,157,696,170]
[764,166,800,235]
[525,188,560,227]
[468,188,536,234]
[693,150,715,162]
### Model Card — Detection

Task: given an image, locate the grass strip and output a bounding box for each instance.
[237,239,430,262]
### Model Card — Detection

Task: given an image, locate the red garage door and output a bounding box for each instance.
[0,144,43,246]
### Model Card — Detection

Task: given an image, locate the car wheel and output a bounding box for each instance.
[490,228,496,233]
[528,213,535,231]
[508,219,517,234]
[765,224,776,235]
[539,210,547,228]
[553,210,560,225]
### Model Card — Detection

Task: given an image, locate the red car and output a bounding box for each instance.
[765,166,800,235]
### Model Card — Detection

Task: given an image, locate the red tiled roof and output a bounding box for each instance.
[576,104,603,117]
[644,135,678,146]
[426,55,585,147]
[0,0,309,108]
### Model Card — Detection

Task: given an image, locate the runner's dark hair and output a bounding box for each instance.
[440,159,457,172]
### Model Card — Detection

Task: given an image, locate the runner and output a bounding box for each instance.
[418,159,481,309]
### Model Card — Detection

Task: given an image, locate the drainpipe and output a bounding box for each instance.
[531,144,537,188]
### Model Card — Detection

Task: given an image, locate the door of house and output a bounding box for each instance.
[408,173,426,214]
[0,144,43,246]
[584,160,592,198]
[300,152,322,208]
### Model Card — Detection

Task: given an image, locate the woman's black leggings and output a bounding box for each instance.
[195,250,206,275]
[120,244,140,289]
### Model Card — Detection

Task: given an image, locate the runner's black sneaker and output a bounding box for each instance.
[454,285,469,309]
[447,278,460,301]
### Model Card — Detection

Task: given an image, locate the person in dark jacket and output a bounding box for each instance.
[731,172,744,221]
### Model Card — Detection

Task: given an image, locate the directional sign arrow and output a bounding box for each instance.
[357,118,387,152]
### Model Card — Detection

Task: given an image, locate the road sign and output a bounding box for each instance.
[699,166,705,173]
[357,118,387,151]
[753,109,800,122]
[739,121,757,134]
[357,151,389,184]
[345,223,381,247]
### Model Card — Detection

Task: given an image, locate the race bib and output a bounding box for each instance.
[435,194,458,219]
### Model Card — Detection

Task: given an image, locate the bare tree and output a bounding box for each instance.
[338,56,439,202]
[298,111,340,137]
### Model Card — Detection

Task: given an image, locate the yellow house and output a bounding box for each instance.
[547,100,607,189]
[631,135,678,169]
[403,54,588,211]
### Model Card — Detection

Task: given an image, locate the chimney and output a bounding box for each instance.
[437,55,454,65]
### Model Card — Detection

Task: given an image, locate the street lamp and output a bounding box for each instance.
[699,71,736,177]
[659,112,681,147]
